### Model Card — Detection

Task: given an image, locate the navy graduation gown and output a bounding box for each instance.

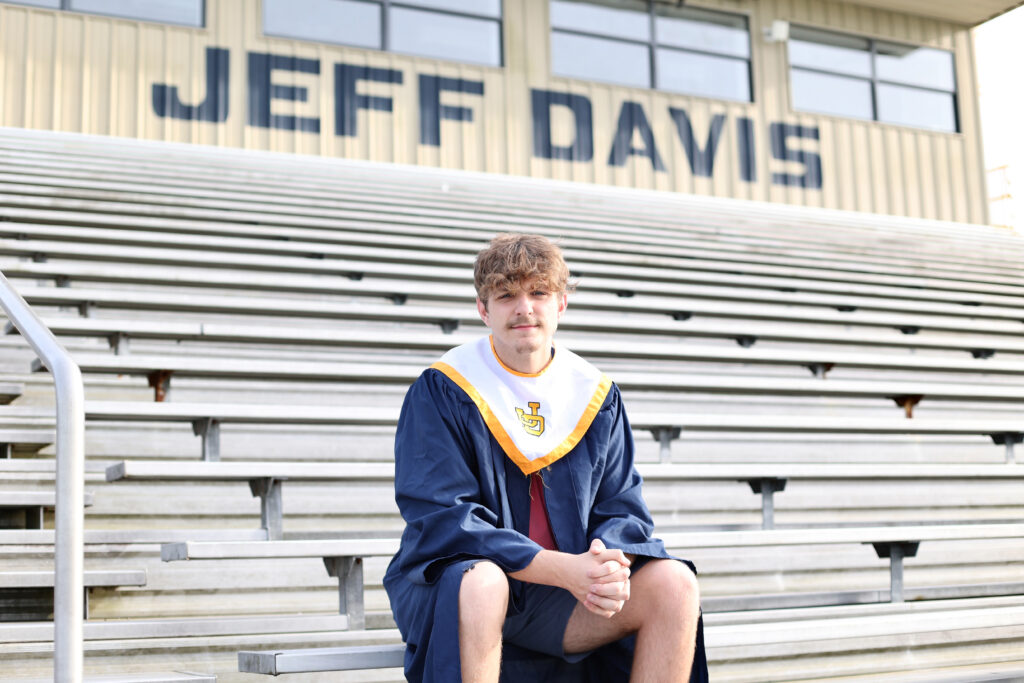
[383,368,709,683]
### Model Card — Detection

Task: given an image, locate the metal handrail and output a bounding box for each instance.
[0,270,84,683]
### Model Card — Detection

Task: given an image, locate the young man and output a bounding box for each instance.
[383,233,707,683]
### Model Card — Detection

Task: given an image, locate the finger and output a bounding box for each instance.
[588,560,630,580]
[589,538,606,555]
[586,593,626,615]
[592,548,631,567]
[588,565,630,583]
[589,581,630,600]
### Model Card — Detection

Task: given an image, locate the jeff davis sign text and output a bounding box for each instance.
[153,47,823,189]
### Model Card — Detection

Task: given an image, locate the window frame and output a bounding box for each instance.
[788,25,960,133]
[6,0,208,28]
[549,0,753,103]
[262,0,505,68]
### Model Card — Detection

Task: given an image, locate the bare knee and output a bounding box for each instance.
[459,561,509,616]
[636,559,700,619]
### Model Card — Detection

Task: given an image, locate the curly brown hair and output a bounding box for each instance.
[473,233,575,305]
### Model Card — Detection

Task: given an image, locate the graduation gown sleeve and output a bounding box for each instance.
[387,368,542,585]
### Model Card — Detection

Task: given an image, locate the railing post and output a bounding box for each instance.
[0,271,84,683]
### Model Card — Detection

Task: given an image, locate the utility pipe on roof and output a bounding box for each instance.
[0,270,84,683]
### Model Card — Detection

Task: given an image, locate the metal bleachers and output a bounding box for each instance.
[1,127,1024,680]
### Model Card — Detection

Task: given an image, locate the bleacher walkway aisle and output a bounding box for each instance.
[1,127,1024,681]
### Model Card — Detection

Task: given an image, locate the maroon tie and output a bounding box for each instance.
[528,473,558,551]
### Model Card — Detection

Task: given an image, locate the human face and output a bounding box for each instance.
[477,280,568,374]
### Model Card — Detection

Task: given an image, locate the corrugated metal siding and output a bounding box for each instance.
[0,0,989,223]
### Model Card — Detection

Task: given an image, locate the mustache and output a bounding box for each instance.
[507,317,542,328]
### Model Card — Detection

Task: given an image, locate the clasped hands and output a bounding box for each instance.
[574,538,631,618]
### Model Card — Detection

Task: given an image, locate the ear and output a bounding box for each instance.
[476,298,490,326]
[556,293,568,320]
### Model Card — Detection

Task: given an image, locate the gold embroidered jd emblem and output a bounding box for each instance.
[515,402,545,437]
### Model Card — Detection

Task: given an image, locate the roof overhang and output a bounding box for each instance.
[833,1,1024,27]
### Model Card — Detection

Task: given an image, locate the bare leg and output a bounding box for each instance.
[562,559,700,683]
[459,561,510,683]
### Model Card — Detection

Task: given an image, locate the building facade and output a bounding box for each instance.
[0,0,1019,223]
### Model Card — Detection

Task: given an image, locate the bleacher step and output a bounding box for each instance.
[238,643,405,675]
[12,673,215,683]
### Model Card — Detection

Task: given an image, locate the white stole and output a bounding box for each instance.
[432,336,612,475]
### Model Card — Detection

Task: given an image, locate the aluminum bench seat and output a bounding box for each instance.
[18,317,1024,378]
[11,673,216,682]
[236,598,1024,677]
[0,569,145,589]
[0,529,269,545]
[0,491,93,530]
[0,381,22,404]
[0,613,359,644]
[81,397,1024,477]
[0,428,55,455]
[80,400,1024,468]
[239,643,406,675]
[8,258,1024,326]
[7,228,1024,315]
[0,569,146,619]
[23,314,1024,361]
[9,252,1024,339]
[1,491,95,507]
[66,361,1024,413]
[104,459,1024,534]
[159,523,1024,618]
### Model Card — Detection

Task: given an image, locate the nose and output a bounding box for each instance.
[512,291,533,316]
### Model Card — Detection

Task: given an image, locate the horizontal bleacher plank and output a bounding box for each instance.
[9,250,1024,339]
[239,643,406,675]
[0,569,145,588]
[161,538,399,562]
[160,523,1024,563]
[106,460,393,482]
[106,459,1024,484]
[68,368,1024,406]
[629,416,1024,437]
[12,279,1019,347]
[233,598,1024,677]
[0,613,359,643]
[0,429,55,453]
[1,491,94,507]
[0,381,22,404]
[8,231,1024,316]
[6,214,1024,310]
[12,673,216,683]
[18,317,1024,377]
[15,282,1024,359]
[22,313,1024,358]
[85,401,397,425]
[0,529,269,545]
[8,257,1024,325]
[638,462,1024,479]
[706,599,1024,652]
